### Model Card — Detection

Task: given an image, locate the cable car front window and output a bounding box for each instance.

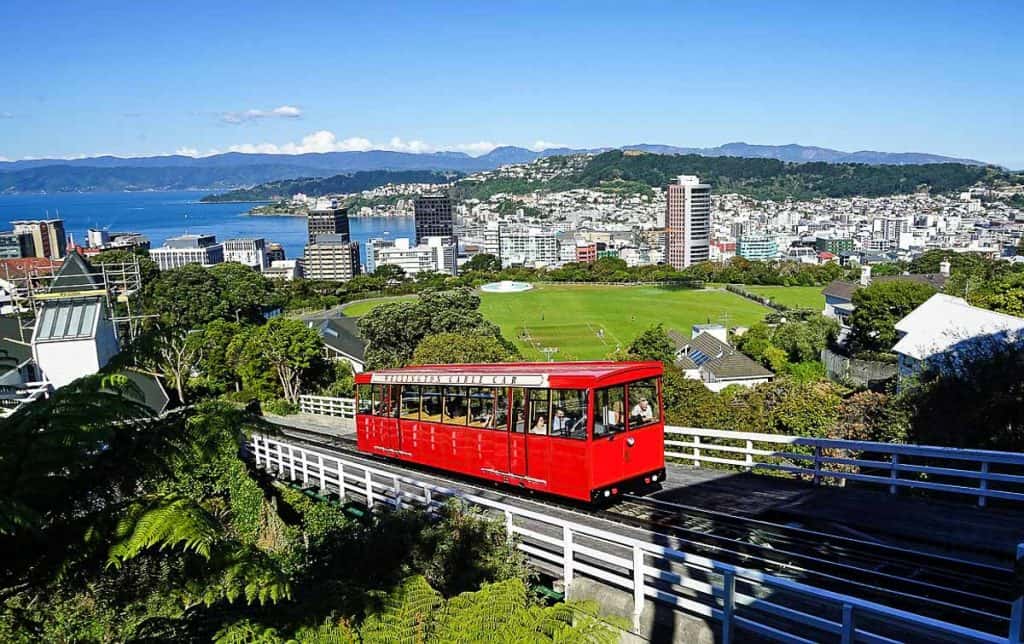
[357,384,373,415]
[594,386,626,438]
[628,378,659,428]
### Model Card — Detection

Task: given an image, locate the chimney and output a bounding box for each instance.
[939,257,951,277]
[859,265,872,287]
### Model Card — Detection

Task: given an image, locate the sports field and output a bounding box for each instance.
[742,285,825,311]
[343,284,773,360]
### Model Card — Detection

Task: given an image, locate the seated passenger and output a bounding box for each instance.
[513,410,526,433]
[530,415,547,435]
[631,397,654,423]
[551,408,570,433]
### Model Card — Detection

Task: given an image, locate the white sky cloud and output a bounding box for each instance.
[220,105,303,124]
[214,132,554,157]
[529,139,566,151]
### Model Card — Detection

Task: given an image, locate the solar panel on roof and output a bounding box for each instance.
[689,348,712,366]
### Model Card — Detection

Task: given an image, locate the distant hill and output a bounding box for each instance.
[0,142,991,194]
[200,170,459,202]
[457,150,1006,201]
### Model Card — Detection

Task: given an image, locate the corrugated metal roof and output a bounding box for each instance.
[33,298,100,342]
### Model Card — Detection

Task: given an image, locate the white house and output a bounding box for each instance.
[891,293,1024,388]
[668,324,774,392]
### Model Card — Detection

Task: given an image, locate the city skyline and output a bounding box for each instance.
[1,1,1022,167]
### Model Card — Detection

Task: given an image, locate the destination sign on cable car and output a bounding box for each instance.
[370,372,549,387]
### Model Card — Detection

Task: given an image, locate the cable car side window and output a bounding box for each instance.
[443,386,468,425]
[493,388,510,430]
[528,389,549,435]
[357,384,373,415]
[420,386,442,421]
[510,388,526,433]
[400,385,421,420]
[627,378,659,428]
[594,385,626,438]
[550,389,587,440]
[468,387,496,428]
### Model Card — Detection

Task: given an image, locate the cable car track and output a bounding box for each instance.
[267,424,1017,636]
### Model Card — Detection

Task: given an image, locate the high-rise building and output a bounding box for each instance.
[0,231,35,259]
[664,176,711,270]
[575,241,598,264]
[814,236,854,254]
[414,194,454,244]
[736,234,779,261]
[150,234,225,271]
[303,235,361,281]
[12,219,67,260]
[307,204,350,244]
[223,238,268,270]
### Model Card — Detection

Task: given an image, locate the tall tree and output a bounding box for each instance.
[144,263,223,330]
[848,280,936,353]
[243,319,324,404]
[210,262,274,323]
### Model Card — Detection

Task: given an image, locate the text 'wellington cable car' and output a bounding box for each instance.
[354,361,666,502]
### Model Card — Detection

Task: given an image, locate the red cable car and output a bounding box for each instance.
[354,362,666,502]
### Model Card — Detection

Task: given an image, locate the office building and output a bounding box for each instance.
[737,234,780,261]
[0,231,35,259]
[304,235,360,281]
[664,176,711,270]
[575,241,598,264]
[499,227,559,268]
[815,236,854,254]
[86,228,150,252]
[414,194,454,244]
[370,236,457,277]
[307,204,350,244]
[223,238,268,270]
[12,219,67,260]
[264,259,303,281]
[149,234,225,271]
[267,242,286,263]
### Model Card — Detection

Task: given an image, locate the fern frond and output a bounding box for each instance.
[107,495,220,567]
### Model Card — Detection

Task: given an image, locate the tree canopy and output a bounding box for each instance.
[847,280,936,354]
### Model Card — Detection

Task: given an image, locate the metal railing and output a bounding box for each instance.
[251,434,1020,644]
[298,394,355,418]
[665,426,1024,508]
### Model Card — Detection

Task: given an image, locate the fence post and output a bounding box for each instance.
[423,486,432,511]
[692,435,702,468]
[978,462,989,508]
[812,445,822,485]
[252,436,262,468]
[504,510,514,543]
[289,446,297,481]
[337,461,346,499]
[840,603,854,644]
[722,570,736,644]
[562,525,574,598]
[632,545,645,632]
[317,453,326,492]
[889,454,900,496]
[300,450,309,486]
[1010,543,1023,644]
[393,474,402,509]
[364,469,375,508]
[745,440,753,471]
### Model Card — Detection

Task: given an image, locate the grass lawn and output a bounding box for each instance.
[343,284,774,361]
[742,285,825,311]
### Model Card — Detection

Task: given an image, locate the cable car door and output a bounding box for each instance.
[508,388,528,478]
[591,386,626,488]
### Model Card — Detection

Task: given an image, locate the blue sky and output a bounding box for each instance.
[1,1,1022,167]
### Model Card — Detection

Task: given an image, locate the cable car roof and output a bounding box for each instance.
[357,361,663,388]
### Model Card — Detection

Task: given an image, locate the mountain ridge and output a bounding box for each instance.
[0,142,992,194]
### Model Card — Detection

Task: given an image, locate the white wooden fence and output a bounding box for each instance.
[291,397,1024,508]
[665,426,1024,508]
[299,394,355,418]
[251,434,1020,644]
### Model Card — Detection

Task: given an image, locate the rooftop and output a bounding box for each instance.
[892,294,1024,361]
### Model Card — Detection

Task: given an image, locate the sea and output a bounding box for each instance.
[0,191,415,264]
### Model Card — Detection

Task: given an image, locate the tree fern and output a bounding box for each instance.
[359,575,444,643]
[108,495,221,566]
